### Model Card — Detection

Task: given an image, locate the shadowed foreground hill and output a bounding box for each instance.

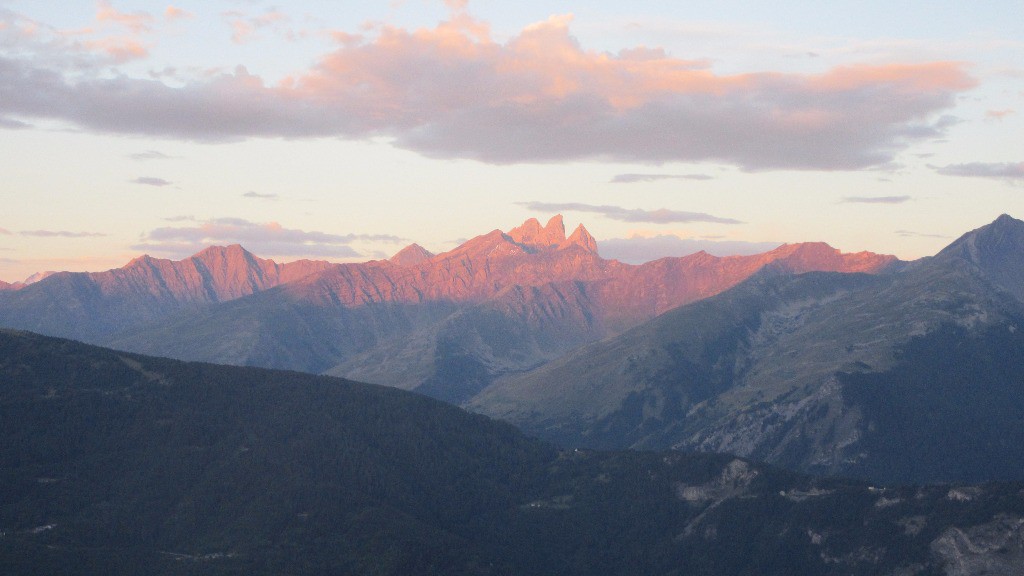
[3,330,1024,575]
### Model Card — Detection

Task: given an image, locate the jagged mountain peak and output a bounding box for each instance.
[122,245,259,273]
[938,214,1024,262]
[192,243,257,262]
[759,241,897,274]
[125,253,156,266]
[543,214,565,237]
[994,213,1020,224]
[507,217,541,242]
[936,214,1024,301]
[560,223,599,254]
[443,229,526,259]
[390,243,435,266]
[507,215,567,250]
[22,271,56,285]
[0,271,59,290]
[767,241,837,257]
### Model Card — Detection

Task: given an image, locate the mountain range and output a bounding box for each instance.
[3,328,1023,576]
[0,215,895,404]
[471,215,1024,484]
[4,214,1024,486]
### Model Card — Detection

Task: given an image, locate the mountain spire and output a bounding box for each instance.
[508,215,568,250]
[390,243,435,266]
[560,223,598,254]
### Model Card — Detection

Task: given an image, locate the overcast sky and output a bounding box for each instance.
[0,0,1022,280]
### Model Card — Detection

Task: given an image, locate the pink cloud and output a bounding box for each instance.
[224,9,289,44]
[164,6,193,21]
[986,109,1014,120]
[600,234,782,263]
[287,13,976,168]
[518,201,741,224]
[0,9,977,170]
[21,229,106,238]
[132,217,406,259]
[96,1,153,34]
[84,36,148,62]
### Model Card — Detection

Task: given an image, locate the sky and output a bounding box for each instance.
[0,0,1022,282]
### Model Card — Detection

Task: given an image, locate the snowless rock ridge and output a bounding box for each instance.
[507,215,598,254]
[390,243,435,266]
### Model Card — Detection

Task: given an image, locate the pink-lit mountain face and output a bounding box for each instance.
[469,214,1024,484]
[0,245,333,340]
[0,215,898,401]
[277,215,893,312]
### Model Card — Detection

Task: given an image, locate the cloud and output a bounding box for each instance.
[82,36,148,63]
[223,9,289,44]
[840,195,911,204]
[0,254,136,281]
[0,9,977,171]
[96,1,153,34]
[131,176,173,186]
[933,162,1024,180]
[0,116,31,129]
[519,201,741,224]
[600,234,781,263]
[986,109,1014,120]
[132,217,405,259]
[610,173,714,184]
[164,6,193,21]
[895,229,950,239]
[243,191,279,200]
[0,227,11,235]
[21,230,106,238]
[129,150,173,161]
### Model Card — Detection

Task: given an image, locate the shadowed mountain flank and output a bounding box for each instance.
[470,215,1024,484]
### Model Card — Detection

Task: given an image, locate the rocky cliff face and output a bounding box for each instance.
[469,214,1024,484]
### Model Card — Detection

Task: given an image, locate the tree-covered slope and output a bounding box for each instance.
[3,329,1024,575]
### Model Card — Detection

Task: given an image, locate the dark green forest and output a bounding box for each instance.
[2,329,1023,575]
